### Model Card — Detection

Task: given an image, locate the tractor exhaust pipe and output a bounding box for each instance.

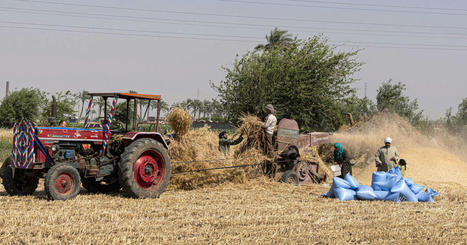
[48,95,57,126]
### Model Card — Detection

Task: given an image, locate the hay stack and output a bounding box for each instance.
[235,114,265,155]
[167,107,192,139]
[168,126,266,190]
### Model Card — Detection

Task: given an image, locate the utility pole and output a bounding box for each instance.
[5,81,9,97]
[197,88,199,100]
[364,82,367,98]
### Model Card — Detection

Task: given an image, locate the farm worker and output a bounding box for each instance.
[261,104,277,157]
[333,143,352,178]
[375,137,399,172]
[218,131,243,155]
[397,159,407,177]
[58,120,67,127]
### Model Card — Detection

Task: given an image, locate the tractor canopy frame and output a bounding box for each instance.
[84,92,162,132]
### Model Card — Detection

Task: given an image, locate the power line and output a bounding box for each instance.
[218,0,467,16]
[2,21,467,51]
[290,0,467,13]
[9,0,467,31]
[0,24,262,42]
[0,20,260,39]
[3,7,467,40]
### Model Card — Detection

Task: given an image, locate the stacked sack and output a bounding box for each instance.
[322,167,438,202]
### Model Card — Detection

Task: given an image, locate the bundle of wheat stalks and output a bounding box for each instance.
[235,114,265,156]
[166,107,192,139]
[166,110,267,190]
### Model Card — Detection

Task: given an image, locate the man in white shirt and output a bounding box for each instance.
[262,104,277,157]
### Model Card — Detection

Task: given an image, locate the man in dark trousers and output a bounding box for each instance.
[218,131,243,155]
[333,142,352,178]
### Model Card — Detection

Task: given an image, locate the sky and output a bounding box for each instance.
[0,0,466,119]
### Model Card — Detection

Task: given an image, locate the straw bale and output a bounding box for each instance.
[166,107,192,138]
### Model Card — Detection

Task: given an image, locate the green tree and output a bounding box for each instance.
[213,34,362,131]
[255,28,293,51]
[0,88,47,127]
[376,80,423,124]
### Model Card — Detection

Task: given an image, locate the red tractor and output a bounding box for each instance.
[1,93,171,200]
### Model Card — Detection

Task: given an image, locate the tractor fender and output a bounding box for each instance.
[122,132,168,149]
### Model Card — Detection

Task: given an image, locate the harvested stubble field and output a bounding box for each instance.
[0,112,466,244]
[0,179,465,244]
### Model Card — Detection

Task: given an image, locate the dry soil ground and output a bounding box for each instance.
[0,177,466,244]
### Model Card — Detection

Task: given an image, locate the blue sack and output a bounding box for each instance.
[425,187,439,197]
[372,172,389,191]
[410,184,425,194]
[391,179,418,202]
[416,191,434,202]
[374,190,389,200]
[372,171,387,182]
[334,187,356,201]
[345,173,359,190]
[404,178,414,186]
[388,166,403,181]
[356,185,376,200]
[385,192,402,202]
[332,176,352,189]
[322,188,335,198]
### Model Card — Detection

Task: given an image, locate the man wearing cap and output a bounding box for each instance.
[262,104,277,157]
[218,131,243,155]
[375,137,399,172]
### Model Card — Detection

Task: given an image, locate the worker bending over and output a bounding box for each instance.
[333,143,352,178]
[218,131,243,155]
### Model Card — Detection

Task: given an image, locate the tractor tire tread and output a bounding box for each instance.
[44,163,81,201]
[2,157,39,196]
[118,138,171,198]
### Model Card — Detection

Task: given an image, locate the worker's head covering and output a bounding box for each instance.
[265,104,275,114]
[334,142,344,158]
[384,137,392,144]
[219,131,227,139]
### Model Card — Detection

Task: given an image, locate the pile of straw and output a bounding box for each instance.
[300,146,333,183]
[167,107,192,139]
[169,126,267,190]
[235,114,265,155]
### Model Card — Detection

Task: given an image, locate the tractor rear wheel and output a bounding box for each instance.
[2,157,39,195]
[281,170,299,186]
[119,138,171,198]
[82,177,121,193]
[45,163,81,200]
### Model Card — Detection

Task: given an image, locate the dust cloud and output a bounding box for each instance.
[331,113,467,186]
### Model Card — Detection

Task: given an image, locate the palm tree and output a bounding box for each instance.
[255,28,293,51]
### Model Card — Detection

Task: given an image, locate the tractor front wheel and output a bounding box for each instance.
[119,138,171,198]
[2,157,39,195]
[45,163,81,200]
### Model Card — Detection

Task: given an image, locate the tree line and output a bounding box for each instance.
[0,89,227,127]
